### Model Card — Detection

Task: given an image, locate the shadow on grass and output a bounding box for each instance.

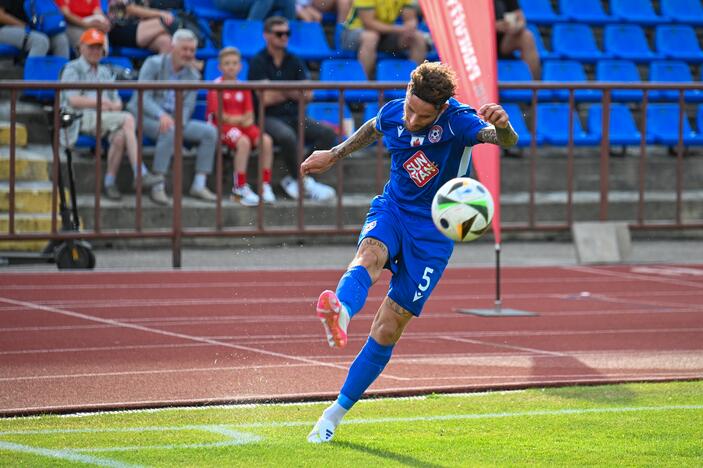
[335,441,443,468]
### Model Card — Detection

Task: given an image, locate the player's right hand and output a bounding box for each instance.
[301,150,336,176]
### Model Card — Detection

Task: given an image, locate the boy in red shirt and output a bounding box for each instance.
[206,47,276,206]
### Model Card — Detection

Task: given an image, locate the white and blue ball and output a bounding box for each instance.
[431,177,494,242]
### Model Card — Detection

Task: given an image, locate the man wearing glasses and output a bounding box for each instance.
[248,16,336,201]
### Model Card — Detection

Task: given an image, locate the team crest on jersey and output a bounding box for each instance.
[361,220,377,236]
[403,150,438,187]
[428,125,443,143]
[411,135,425,146]
[235,91,244,102]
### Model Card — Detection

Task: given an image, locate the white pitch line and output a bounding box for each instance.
[0,441,139,467]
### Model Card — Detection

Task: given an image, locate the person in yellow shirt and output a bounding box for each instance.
[340,0,426,79]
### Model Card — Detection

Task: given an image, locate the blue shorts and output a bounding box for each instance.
[358,196,454,316]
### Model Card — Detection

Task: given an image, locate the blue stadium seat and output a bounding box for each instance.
[222,20,264,59]
[288,21,333,61]
[501,103,544,147]
[306,102,354,138]
[418,22,439,61]
[551,24,610,62]
[610,0,670,24]
[536,103,599,146]
[316,59,376,102]
[203,58,248,81]
[363,102,380,123]
[110,46,151,60]
[333,23,357,59]
[498,59,541,102]
[655,25,703,62]
[193,100,207,121]
[184,0,231,21]
[100,56,135,101]
[649,60,703,102]
[660,0,703,25]
[23,56,69,102]
[543,60,601,102]
[587,104,646,146]
[559,0,615,24]
[376,59,416,100]
[595,60,643,102]
[604,24,658,62]
[527,24,557,61]
[698,105,703,133]
[519,0,563,24]
[646,104,703,145]
[0,44,19,57]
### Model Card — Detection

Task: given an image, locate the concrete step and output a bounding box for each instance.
[0,146,50,182]
[0,213,52,251]
[0,181,54,213]
[0,122,27,147]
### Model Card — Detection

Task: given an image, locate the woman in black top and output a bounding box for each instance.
[107,0,172,52]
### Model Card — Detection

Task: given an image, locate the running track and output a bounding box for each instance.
[1,264,702,416]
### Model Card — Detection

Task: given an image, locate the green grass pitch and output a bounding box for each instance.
[0,381,701,467]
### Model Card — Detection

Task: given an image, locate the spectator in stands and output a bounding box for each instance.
[127,29,217,205]
[207,47,276,206]
[296,0,351,22]
[0,1,70,58]
[106,0,173,53]
[60,28,161,200]
[214,0,296,20]
[248,16,335,201]
[56,0,111,50]
[340,0,427,79]
[494,0,541,80]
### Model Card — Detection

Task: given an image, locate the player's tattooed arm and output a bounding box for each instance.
[330,118,383,160]
[477,123,519,149]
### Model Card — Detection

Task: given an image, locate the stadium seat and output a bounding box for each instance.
[604,24,659,62]
[306,102,354,138]
[110,46,151,60]
[501,103,544,147]
[184,0,231,21]
[519,0,563,24]
[655,25,703,62]
[660,0,703,25]
[288,21,334,61]
[698,105,703,133]
[543,60,601,102]
[610,0,670,24]
[203,58,249,81]
[100,56,135,102]
[333,23,357,59]
[0,44,19,57]
[376,59,416,100]
[587,104,646,146]
[558,0,615,24]
[23,56,69,102]
[646,104,703,145]
[595,60,643,102]
[536,103,599,146]
[527,24,558,61]
[363,102,380,123]
[316,59,376,102]
[551,24,610,62]
[222,20,265,59]
[498,60,535,102]
[649,61,703,102]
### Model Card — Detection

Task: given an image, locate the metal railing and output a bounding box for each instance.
[1,80,702,266]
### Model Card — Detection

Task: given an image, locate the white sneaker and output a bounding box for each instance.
[280,175,299,200]
[304,176,335,201]
[307,417,337,443]
[261,183,276,204]
[231,184,259,206]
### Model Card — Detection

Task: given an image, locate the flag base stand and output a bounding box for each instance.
[456,301,538,317]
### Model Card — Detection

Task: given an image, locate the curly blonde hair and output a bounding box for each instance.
[408,62,457,108]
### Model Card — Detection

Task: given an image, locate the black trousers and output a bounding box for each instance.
[263,115,337,178]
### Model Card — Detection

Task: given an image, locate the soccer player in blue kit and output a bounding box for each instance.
[301,62,519,443]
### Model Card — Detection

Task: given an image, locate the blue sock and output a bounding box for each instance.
[104,174,115,186]
[337,336,394,410]
[335,265,372,319]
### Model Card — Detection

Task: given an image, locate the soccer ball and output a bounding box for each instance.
[431,177,494,242]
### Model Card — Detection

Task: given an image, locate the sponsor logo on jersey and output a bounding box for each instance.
[403,150,439,187]
[428,125,443,143]
[411,135,425,147]
[361,220,377,236]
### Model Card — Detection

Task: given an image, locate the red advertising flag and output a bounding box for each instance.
[418,0,502,244]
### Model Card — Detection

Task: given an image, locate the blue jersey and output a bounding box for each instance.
[374,98,489,218]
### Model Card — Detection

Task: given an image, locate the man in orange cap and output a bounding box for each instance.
[60,28,160,200]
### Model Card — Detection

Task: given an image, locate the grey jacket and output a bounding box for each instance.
[59,56,121,146]
[127,53,200,123]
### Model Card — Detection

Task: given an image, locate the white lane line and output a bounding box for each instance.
[0,296,354,376]
[439,336,568,357]
[565,266,703,289]
[0,441,139,467]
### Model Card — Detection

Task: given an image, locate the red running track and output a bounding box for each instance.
[1,264,702,416]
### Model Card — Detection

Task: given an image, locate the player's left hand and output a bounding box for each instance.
[478,103,510,129]
[301,150,337,176]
